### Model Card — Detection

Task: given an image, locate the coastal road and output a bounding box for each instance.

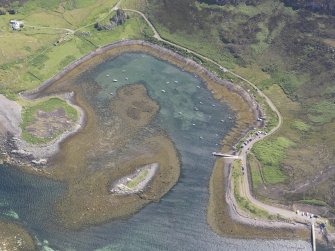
[123,9,161,40]
[24,25,75,33]
[120,4,322,226]
[123,9,230,71]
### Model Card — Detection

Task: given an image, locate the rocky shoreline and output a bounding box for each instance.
[0,92,85,169]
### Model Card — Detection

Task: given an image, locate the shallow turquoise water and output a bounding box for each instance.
[0,53,312,250]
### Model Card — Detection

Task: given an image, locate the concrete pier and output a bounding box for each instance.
[311,222,316,251]
[212,152,239,159]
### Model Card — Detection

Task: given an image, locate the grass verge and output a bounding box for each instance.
[248,153,264,190]
[232,160,275,220]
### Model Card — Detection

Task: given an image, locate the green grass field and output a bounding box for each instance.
[252,137,293,184]
[0,0,149,98]
[248,153,263,190]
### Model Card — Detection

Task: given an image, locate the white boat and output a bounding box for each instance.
[113,79,118,82]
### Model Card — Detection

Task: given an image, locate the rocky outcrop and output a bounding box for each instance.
[111,9,127,26]
[94,9,127,31]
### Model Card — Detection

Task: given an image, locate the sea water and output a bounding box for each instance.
[0,53,312,250]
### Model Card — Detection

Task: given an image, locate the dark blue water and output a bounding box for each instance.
[0,53,311,250]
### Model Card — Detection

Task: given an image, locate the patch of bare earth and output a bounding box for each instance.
[26,108,73,139]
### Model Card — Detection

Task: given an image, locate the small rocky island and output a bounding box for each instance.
[110,163,159,194]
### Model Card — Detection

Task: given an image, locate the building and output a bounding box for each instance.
[9,20,23,30]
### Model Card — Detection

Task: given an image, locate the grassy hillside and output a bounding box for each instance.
[146,0,335,218]
[0,0,149,97]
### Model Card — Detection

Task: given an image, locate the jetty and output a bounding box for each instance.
[212,152,239,159]
[311,222,316,251]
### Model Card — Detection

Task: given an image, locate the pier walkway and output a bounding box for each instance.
[212,152,239,159]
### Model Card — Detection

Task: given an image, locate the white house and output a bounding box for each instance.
[9,20,23,30]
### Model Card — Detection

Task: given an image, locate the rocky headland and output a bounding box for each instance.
[0,92,84,169]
